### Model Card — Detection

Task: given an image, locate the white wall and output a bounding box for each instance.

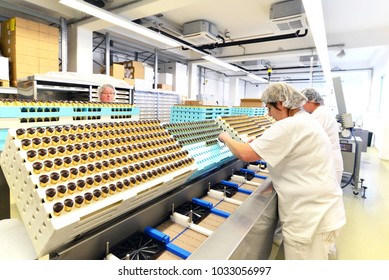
[367,49,389,159]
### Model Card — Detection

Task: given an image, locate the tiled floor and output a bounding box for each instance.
[271,147,389,260]
[336,147,389,260]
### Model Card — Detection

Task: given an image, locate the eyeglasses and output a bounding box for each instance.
[101,91,115,95]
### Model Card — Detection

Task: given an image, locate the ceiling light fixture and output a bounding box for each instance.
[59,0,181,47]
[202,55,241,72]
[302,0,332,87]
[247,73,268,83]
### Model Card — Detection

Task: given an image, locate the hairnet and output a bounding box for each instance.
[301,88,324,105]
[261,82,307,109]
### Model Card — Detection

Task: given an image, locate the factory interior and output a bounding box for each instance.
[0,0,388,263]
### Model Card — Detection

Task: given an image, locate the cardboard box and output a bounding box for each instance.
[123,78,135,86]
[39,32,59,44]
[240,98,263,107]
[3,17,39,32]
[38,40,58,52]
[9,53,39,65]
[156,84,173,91]
[38,49,58,60]
[38,23,59,36]
[125,66,145,79]
[183,100,203,105]
[110,63,125,79]
[122,60,144,69]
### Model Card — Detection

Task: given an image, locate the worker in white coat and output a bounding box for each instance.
[302,88,344,184]
[218,82,346,260]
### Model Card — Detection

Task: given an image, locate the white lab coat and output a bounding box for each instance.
[311,106,344,184]
[249,110,346,243]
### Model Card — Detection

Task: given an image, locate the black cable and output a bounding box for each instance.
[341,128,358,188]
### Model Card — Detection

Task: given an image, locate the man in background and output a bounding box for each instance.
[302,88,343,185]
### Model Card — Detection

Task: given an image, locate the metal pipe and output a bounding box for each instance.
[198,29,308,51]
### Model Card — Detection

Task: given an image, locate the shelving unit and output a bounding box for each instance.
[17,75,133,103]
[133,89,180,123]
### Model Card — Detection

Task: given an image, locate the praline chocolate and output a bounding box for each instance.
[67,182,76,194]
[51,136,60,145]
[86,163,95,174]
[16,128,26,139]
[93,189,101,200]
[86,177,94,188]
[60,135,68,144]
[116,181,123,191]
[68,134,76,143]
[46,127,54,136]
[109,184,116,194]
[45,188,56,201]
[60,169,69,181]
[84,192,93,204]
[21,139,31,150]
[80,153,88,163]
[50,172,60,184]
[54,158,63,169]
[75,195,84,207]
[123,179,130,188]
[27,150,37,162]
[116,169,123,178]
[39,174,49,187]
[63,157,72,167]
[109,170,116,180]
[64,198,74,211]
[109,159,116,167]
[94,174,102,185]
[101,173,109,183]
[102,161,109,170]
[74,144,82,152]
[135,175,142,184]
[72,155,80,165]
[76,179,86,191]
[26,127,36,137]
[44,160,53,171]
[101,186,109,197]
[78,165,87,176]
[53,202,64,216]
[56,184,67,197]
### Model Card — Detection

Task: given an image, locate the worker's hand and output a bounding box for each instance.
[218,132,230,143]
[246,136,256,143]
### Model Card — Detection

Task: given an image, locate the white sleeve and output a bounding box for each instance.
[249,122,294,167]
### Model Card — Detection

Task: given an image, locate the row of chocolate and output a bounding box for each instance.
[49,158,195,216]
[0,99,136,108]
[14,120,162,139]
[24,139,180,163]
[36,148,188,188]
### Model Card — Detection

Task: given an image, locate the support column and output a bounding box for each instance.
[188,62,199,100]
[67,25,93,74]
[228,77,240,107]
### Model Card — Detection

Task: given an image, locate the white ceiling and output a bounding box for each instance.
[1,0,389,83]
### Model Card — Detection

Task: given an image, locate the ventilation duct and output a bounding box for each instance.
[269,0,308,32]
[182,20,219,46]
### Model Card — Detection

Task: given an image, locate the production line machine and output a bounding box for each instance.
[0,102,277,260]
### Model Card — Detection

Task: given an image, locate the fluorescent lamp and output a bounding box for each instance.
[59,0,180,47]
[302,0,332,87]
[247,73,268,83]
[202,55,241,72]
